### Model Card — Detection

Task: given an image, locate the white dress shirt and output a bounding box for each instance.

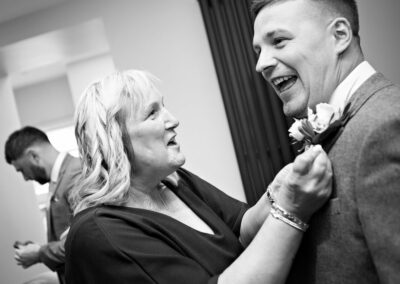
[329,61,376,112]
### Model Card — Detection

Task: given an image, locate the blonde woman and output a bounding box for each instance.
[65,70,332,284]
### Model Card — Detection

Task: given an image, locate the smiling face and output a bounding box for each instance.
[126,89,185,181]
[253,0,340,118]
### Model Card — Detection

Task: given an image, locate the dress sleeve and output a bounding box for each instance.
[177,168,249,236]
[354,117,400,284]
[66,209,221,284]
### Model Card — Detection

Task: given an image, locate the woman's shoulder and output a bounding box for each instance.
[174,168,214,198]
[176,167,215,190]
[70,206,129,238]
[176,167,195,181]
[69,206,109,238]
[67,205,148,253]
[71,205,145,228]
[174,168,241,207]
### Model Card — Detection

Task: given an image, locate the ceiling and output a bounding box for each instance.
[0,0,110,88]
[0,0,67,24]
[0,18,110,88]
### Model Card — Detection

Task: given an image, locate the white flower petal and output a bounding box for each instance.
[307,108,316,121]
[314,103,340,131]
[288,119,305,141]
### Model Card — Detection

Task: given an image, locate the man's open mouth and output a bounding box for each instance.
[271,75,297,93]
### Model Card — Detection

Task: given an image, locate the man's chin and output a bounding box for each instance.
[283,105,308,119]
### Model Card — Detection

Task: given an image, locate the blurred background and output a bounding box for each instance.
[0,0,399,283]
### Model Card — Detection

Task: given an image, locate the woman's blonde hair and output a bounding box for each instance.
[71,70,178,214]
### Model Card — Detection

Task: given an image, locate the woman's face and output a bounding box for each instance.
[126,89,185,180]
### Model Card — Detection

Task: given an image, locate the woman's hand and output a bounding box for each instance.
[220,145,332,284]
[271,145,332,222]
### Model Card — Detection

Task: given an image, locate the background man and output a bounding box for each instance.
[5,126,81,284]
[252,0,400,283]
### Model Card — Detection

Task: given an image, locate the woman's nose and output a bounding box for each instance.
[164,109,179,129]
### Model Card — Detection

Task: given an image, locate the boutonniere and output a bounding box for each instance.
[289,103,346,152]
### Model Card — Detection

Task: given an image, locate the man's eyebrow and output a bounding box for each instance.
[267,28,290,38]
[253,30,276,51]
[267,28,291,38]
[265,30,276,38]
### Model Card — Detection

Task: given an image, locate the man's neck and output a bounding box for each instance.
[329,61,376,112]
[44,146,60,180]
[335,43,365,89]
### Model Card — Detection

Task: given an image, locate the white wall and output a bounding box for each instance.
[67,54,116,106]
[0,77,48,284]
[358,1,400,84]
[14,75,74,129]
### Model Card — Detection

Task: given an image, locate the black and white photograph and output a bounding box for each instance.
[0,0,399,283]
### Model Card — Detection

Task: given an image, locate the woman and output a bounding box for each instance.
[65,70,332,284]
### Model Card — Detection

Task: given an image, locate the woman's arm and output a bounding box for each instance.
[239,163,292,247]
[223,213,303,284]
[220,145,332,284]
[239,192,270,247]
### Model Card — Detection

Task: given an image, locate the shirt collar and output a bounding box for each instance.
[329,61,376,112]
[50,152,67,184]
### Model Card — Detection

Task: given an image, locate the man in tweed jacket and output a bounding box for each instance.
[252,0,400,283]
[5,126,81,284]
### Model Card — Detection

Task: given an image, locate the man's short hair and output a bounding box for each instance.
[250,0,360,38]
[5,126,50,164]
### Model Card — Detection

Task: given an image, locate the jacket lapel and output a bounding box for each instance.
[319,73,393,153]
[47,154,71,240]
[346,73,393,119]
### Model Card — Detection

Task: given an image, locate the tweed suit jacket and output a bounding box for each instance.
[287,73,400,284]
[39,154,81,273]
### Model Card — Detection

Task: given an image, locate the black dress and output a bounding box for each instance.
[65,168,248,284]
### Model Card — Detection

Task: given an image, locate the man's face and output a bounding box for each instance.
[11,152,48,184]
[253,0,339,118]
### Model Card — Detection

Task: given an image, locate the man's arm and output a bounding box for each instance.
[15,242,41,268]
[14,239,65,271]
[38,239,66,271]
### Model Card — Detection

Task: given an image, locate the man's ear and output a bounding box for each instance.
[26,148,40,164]
[330,17,353,55]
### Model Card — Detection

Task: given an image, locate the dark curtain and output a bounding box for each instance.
[198,0,295,205]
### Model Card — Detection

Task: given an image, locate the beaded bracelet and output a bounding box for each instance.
[270,202,309,232]
[266,184,275,204]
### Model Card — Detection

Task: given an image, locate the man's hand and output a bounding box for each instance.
[14,242,41,268]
